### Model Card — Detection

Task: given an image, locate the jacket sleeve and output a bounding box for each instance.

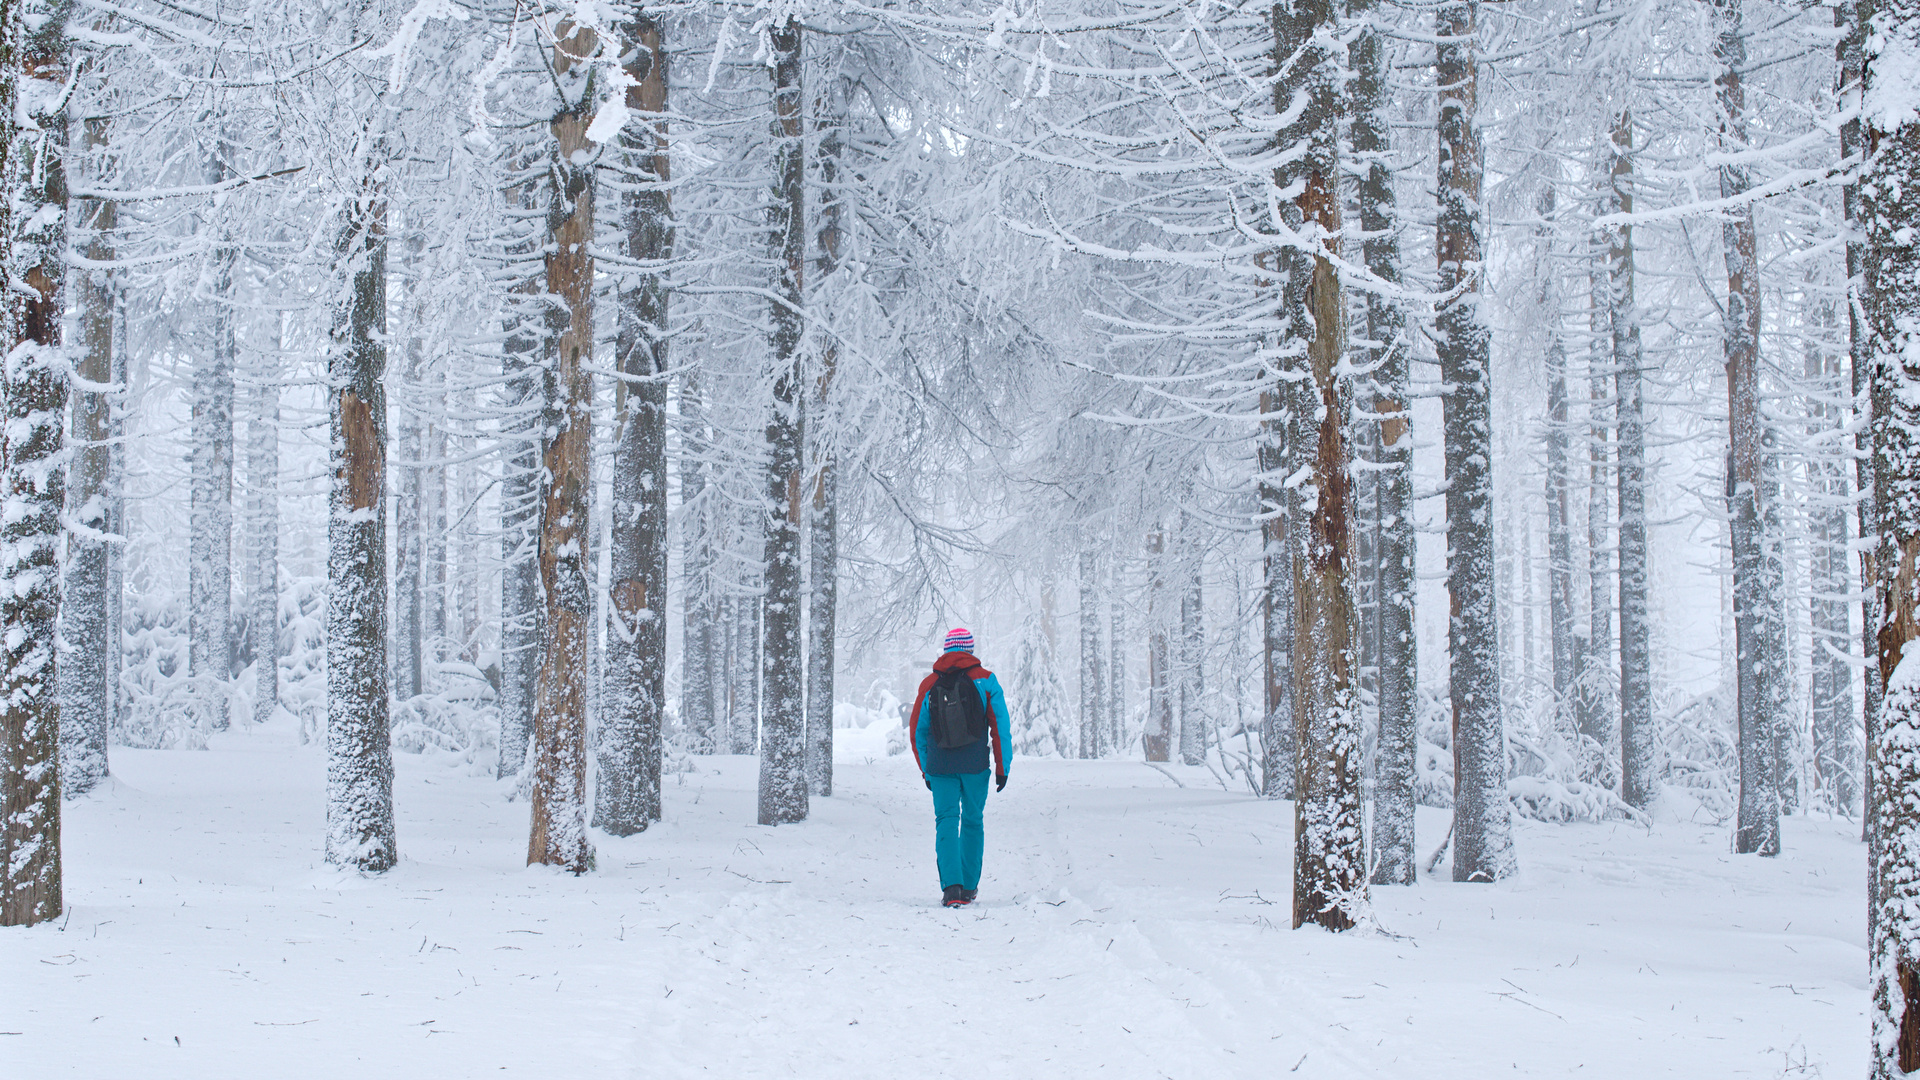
[980,673,1012,776]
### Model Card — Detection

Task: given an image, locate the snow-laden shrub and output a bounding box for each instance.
[1005,615,1071,758]
[275,573,329,744]
[1415,685,1453,808]
[1660,686,1737,824]
[117,587,196,749]
[1508,775,1648,825]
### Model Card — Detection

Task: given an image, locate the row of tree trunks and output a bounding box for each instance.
[1436,0,1514,884]
[756,17,809,826]
[2,0,65,925]
[596,11,673,837]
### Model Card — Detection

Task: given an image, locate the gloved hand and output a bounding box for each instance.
[923,776,932,791]
[995,773,1008,793]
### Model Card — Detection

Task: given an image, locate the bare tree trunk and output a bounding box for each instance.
[61,115,113,795]
[246,314,279,727]
[325,144,396,874]
[394,329,424,702]
[1145,530,1171,762]
[1109,579,1126,755]
[1354,0,1414,885]
[679,370,714,752]
[1259,393,1295,796]
[1582,258,1614,785]
[1842,0,1879,867]
[1178,529,1205,767]
[1808,323,1856,814]
[1713,0,1779,856]
[1864,6,1920,1067]
[192,209,236,734]
[1079,549,1105,759]
[598,12,673,835]
[1437,0,1513,883]
[1607,109,1656,812]
[2,10,65,922]
[528,24,598,872]
[757,17,809,826]
[1270,0,1365,929]
[497,178,543,779]
[806,69,847,798]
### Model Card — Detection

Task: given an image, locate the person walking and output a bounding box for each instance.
[910,628,1012,908]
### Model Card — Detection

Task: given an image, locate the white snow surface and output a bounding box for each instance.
[5,716,1864,1078]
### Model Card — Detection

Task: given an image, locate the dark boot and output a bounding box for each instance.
[942,885,965,908]
[961,888,978,903]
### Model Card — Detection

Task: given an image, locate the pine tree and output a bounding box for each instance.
[598,11,672,836]
[1356,0,1415,886]
[245,318,279,728]
[1607,108,1656,813]
[1272,0,1366,930]
[1715,0,1779,856]
[756,16,809,826]
[2,0,63,924]
[191,156,236,735]
[1437,0,1513,883]
[325,138,396,874]
[1864,2,1920,1069]
[678,370,715,753]
[527,20,598,872]
[60,113,113,795]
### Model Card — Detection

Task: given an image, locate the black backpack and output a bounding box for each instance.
[928,666,988,750]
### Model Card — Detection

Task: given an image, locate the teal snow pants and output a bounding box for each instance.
[928,770,990,891]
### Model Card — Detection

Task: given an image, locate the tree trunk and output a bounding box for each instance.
[1079,549,1104,759]
[1259,391,1295,796]
[1178,530,1205,767]
[497,181,543,780]
[598,12,672,836]
[246,314,280,727]
[528,24,598,872]
[1714,0,1779,856]
[1145,530,1172,762]
[1808,324,1856,814]
[1608,109,1656,812]
[1843,0,1879,867]
[1271,0,1365,930]
[757,17,809,826]
[679,370,714,753]
[1437,0,1513,883]
[325,149,396,874]
[1545,232,1579,732]
[1865,4,1920,1067]
[61,114,113,795]
[1354,0,1414,885]
[1582,258,1614,785]
[192,224,236,734]
[394,330,424,701]
[806,70,847,798]
[2,9,64,923]
[1109,583,1126,755]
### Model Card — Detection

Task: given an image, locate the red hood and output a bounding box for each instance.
[933,651,980,673]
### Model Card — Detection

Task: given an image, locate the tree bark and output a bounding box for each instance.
[528,23,598,872]
[678,370,714,752]
[806,69,847,798]
[1354,0,1414,885]
[757,17,809,826]
[1581,260,1614,785]
[61,114,113,795]
[1808,322,1856,814]
[1079,549,1105,759]
[325,147,396,874]
[192,186,236,735]
[246,314,279,728]
[598,11,672,835]
[1437,0,1513,883]
[1713,0,1779,856]
[394,324,424,702]
[1145,530,1171,762]
[497,179,543,780]
[1109,583,1126,755]
[1259,388,1295,796]
[1864,4,1920,1067]
[2,4,64,923]
[1178,530,1205,767]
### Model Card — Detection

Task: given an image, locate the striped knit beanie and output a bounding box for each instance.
[943,627,975,653]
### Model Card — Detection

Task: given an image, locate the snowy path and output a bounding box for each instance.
[4,721,1865,1078]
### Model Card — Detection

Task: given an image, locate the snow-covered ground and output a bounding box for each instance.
[4,717,1862,1078]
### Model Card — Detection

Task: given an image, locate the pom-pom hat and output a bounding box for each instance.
[943,627,975,653]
